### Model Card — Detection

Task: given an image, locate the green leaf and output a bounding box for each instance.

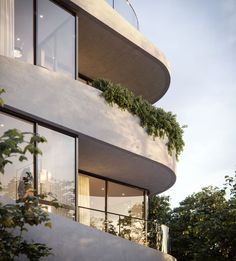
[44,222,52,229]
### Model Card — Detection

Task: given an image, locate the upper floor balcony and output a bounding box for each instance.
[0,0,171,103]
[0,54,176,195]
[106,0,140,30]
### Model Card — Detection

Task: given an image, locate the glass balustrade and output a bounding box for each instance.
[78,205,171,252]
[106,0,139,30]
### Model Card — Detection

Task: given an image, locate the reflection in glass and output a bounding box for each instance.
[107,213,119,236]
[79,207,105,232]
[119,216,145,244]
[37,0,75,77]
[78,174,105,211]
[14,0,33,63]
[0,112,33,200]
[38,126,75,219]
[107,182,144,218]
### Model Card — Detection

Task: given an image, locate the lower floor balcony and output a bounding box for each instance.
[1,195,175,261]
[0,110,172,256]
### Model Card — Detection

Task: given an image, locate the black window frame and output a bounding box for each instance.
[0,106,78,220]
[32,0,77,79]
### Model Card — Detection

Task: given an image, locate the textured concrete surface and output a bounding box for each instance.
[0,56,176,194]
[0,195,174,261]
[67,0,171,103]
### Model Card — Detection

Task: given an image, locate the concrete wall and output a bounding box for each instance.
[2,199,178,261]
[0,196,177,261]
[71,0,171,72]
[13,207,175,261]
[0,56,176,174]
[71,0,171,103]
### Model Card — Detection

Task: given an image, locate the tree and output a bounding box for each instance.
[170,174,236,261]
[0,88,53,260]
[147,195,171,250]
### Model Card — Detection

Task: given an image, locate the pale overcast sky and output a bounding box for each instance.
[132,0,236,207]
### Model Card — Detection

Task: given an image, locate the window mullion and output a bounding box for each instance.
[33,122,39,195]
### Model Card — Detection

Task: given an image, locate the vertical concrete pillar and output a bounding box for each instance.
[0,0,14,57]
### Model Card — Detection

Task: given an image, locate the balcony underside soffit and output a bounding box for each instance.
[77,9,170,103]
[79,134,176,195]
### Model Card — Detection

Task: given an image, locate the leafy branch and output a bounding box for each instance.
[92,79,185,159]
[0,88,53,260]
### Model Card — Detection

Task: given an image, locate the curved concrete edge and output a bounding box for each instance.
[0,56,176,193]
[68,0,171,103]
[70,0,171,72]
[0,196,174,261]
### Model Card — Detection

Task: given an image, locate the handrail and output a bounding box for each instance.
[107,0,140,30]
[78,205,170,253]
[125,0,140,30]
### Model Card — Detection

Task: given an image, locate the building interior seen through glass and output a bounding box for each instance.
[78,173,146,243]
[0,112,33,200]
[13,0,75,77]
[14,0,33,63]
[37,0,75,77]
[0,112,76,219]
[38,126,75,219]
[0,111,147,243]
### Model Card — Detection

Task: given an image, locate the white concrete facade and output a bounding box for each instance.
[0,55,176,194]
[0,0,177,260]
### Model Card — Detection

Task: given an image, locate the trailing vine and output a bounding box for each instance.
[92,79,185,159]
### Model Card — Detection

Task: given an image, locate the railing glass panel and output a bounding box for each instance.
[106,0,139,30]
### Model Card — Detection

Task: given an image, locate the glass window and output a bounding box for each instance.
[37,0,75,78]
[79,207,105,231]
[38,126,75,219]
[119,216,145,244]
[107,213,119,236]
[0,112,33,200]
[78,174,105,211]
[14,0,33,63]
[107,182,144,218]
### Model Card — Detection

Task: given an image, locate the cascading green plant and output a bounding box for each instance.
[92,79,186,159]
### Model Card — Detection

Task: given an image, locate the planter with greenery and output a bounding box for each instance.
[92,79,185,159]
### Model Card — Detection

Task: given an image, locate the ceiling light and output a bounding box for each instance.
[39,14,44,18]
[0,124,4,127]
[16,37,20,41]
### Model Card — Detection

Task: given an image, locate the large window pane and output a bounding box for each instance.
[119,216,145,244]
[37,0,75,78]
[14,0,33,63]
[107,213,119,236]
[78,207,105,231]
[107,182,144,218]
[38,126,75,219]
[78,174,105,211]
[0,112,33,200]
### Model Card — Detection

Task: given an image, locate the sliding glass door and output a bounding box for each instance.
[36,0,76,77]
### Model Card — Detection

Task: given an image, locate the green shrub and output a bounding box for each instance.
[92,79,185,159]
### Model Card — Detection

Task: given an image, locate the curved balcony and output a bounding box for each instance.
[106,0,139,30]
[0,56,176,194]
[69,0,171,103]
[0,196,177,261]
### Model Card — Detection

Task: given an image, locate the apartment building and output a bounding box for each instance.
[0,1,178,260]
